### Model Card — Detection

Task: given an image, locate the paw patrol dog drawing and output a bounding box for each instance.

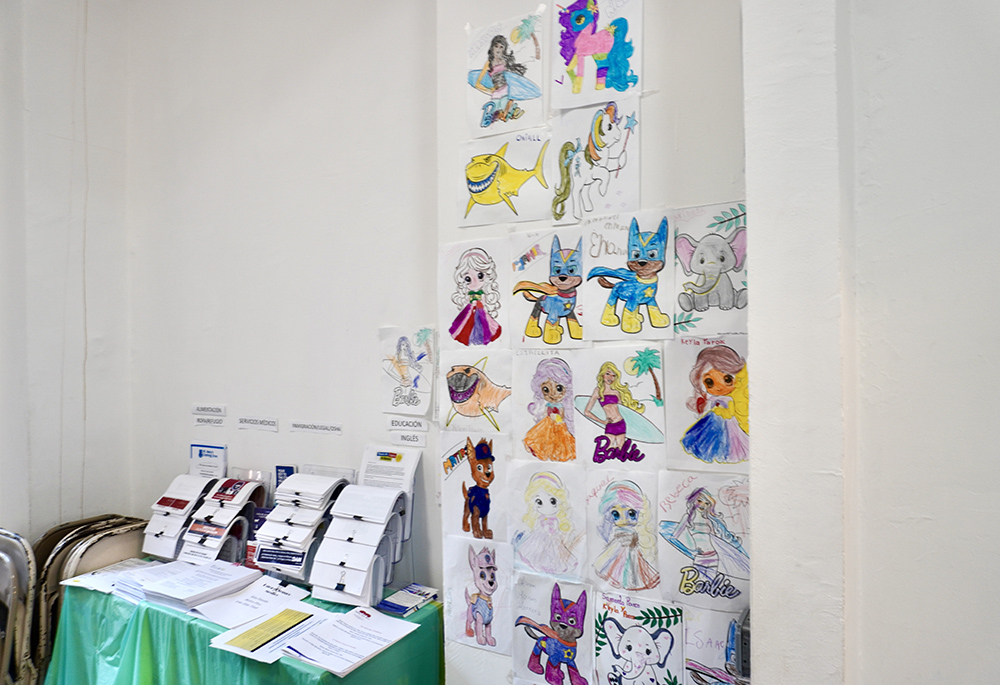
[513,235,583,344]
[465,545,499,647]
[462,437,495,539]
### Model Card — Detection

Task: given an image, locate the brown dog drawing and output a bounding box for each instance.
[461,437,495,539]
[446,361,511,432]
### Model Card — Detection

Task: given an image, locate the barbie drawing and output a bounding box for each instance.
[450,248,503,346]
[594,480,658,591]
[661,487,749,582]
[583,362,643,450]
[513,472,580,576]
[680,346,749,464]
[524,358,576,461]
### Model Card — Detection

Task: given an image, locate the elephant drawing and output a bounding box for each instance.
[602,616,674,685]
[676,228,748,312]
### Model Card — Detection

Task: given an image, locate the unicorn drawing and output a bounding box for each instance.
[557,0,638,95]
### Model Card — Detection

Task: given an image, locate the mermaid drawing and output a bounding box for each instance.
[524,358,576,461]
[513,472,580,576]
[449,247,503,346]
[680,346,749,463]
[593,480,659,591]
[583,361,643,450]
[470,35,538,126]
[660,487,750,581]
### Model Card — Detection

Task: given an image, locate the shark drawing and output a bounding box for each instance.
[465,140,550,218]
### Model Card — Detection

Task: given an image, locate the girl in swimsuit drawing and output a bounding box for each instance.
[473,35,527,124]
[583,361,643,449]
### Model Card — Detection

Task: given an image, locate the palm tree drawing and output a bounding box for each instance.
[624,347,662,406]
[511,14,541,60]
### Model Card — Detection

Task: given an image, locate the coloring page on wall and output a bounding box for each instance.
[443,534,514,655]
[439,236,511,352]
[550,0,643,110]
[378,326,436,416]
[508,460,587,581]
[439,348,513,434]
[459,128,553,227]
[594,590,684,685]
[440,431,510,543]
[672,201,748,337]
[466,10,546,139]
[573,344,665,469]
[513,349,581,462]
[550,96,640,225]
[585,469,660,598]
[512,572,594,685]
[657,470,749,613]
[510,227,587,349]
[682,607,747,685]
[582,210,675,341]
[664,335,748,474]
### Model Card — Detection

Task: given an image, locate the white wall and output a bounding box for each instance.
[1,0,131,541]
[745,0,1000,682]
[125,1,441,584]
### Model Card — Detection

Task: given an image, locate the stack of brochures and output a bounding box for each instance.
[375,583,439,618]
[142,474,217,560]
[309,484,405,607]
[177,478,266,564]
[253,474,349,580]
[141,560,261,612]
[113,560,188,604]
[61,558,159,595]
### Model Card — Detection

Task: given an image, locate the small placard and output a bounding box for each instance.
[390,431,426,447]
[192,403,227,417]
[289,421,342,436]
[385,416,429,433]
[256,547,306,568]
[190,444,227,479]
[194,416,225,428]
[237,416,279,432]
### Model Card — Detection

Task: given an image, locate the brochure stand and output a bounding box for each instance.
[142,474,217,560]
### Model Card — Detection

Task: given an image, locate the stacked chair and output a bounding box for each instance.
[0,514,148,684]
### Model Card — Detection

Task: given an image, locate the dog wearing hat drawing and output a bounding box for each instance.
[461,437,495,539]
[465,545,499,646]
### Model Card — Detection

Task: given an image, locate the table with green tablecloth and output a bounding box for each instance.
[45,585,443,685]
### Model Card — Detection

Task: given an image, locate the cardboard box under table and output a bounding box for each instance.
[44,584,443,685]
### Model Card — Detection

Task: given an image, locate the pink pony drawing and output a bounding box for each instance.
[558,0,638,95]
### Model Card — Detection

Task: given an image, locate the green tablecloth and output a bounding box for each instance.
[45,585,443,685]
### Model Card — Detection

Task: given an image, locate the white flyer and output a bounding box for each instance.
[191,575,310,629]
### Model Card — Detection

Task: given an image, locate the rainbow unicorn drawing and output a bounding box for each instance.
[557,0,639,95]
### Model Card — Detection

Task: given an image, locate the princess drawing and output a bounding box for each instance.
[660,487,749,581]
[594,480,659,591]
[524,358,576,461]
[449,247,503,346]
[680,346,749,464]
[513,472,580,576]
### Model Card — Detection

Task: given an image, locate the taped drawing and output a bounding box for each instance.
[440,432,509,543]
[582,211,675,341]
[671,202,748,336]
[512,229,585,348]
[513,574,593,685]
[551,0,643,109]
[466,12,544,137]
[378,326,435,416]
[551,97,639,224]
[509,461,586,579]
[682,607,749,685]
[573,345,665,467]
[440,349,513,433]
[665,335,749,472]
[593,590,684,685]
[439,237,510,351]
[460,130,553,227]
[657,470,750,612]
[443,534,514,655]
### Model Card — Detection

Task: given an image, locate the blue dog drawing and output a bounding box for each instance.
[588,218,670,334]
[513,235,583,345]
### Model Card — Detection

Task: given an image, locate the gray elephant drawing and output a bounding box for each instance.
[603,616,674,685]
[676,228,748,312]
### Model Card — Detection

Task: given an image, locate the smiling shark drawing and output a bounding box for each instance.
[465,140,550,218]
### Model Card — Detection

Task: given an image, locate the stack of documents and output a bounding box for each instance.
[191,575,310,629]
[143,474,217,560]
[253,474,347,581]
[141,560,261,612]
[178,478,265,564]
[60,558,159,595]
[309,484,404,607]
[113,560,188,604]
[358,446,421,542]
[375,583,439,618]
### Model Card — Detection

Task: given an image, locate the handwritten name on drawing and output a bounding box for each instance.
[680,337,729,347]
[659,476,697,514]
[678,567,740,599]
[586,475,615,505]
[513,244,544,271]
[392,387,421,407]
[592,436,645,464]
[601,593,642,617]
